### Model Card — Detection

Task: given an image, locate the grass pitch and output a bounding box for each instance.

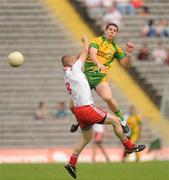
[1,161,169,180]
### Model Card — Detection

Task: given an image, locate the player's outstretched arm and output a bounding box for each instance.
[89,47,106,72]
[78,34,89,63]
[120,42,134,68]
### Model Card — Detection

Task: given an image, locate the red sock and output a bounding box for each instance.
[69,153,78,167]
[122,138,134,150]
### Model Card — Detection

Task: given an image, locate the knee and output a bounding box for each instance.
[102,95,112,103]
[111,116,121,127]
[102,96,117,106]
[113,116,120,123]
[83,136,92,145]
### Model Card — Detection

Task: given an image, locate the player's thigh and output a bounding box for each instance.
[95,81,112,100]
[81,127,93,142]
[103,112,120,126]
[69,99,74,112]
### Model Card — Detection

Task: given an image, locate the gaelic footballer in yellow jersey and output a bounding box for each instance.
[84,23,134,134]
[126,114,142,144]
[123,105,142,162]
[84,36,126,89]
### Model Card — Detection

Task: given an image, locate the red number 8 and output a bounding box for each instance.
[66,82,72,94]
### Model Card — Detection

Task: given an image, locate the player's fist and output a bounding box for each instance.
[126,42,134,54]
[97,62,107,73]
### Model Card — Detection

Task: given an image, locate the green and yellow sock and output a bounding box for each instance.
[114,110,125,122]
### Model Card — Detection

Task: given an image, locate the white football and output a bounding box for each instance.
[8,51,24,67]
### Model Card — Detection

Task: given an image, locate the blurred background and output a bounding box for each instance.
[0,0,169,178]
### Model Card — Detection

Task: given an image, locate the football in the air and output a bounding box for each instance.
[8,51,24,67]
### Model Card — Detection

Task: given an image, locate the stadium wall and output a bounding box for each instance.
[0,147,169,163]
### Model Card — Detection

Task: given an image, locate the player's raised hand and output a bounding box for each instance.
[97,62,107,73]
[81,34,88,43]
[79,34,89,62]
[126,42,134,55]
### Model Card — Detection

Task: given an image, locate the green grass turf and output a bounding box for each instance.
[1,161,169,180]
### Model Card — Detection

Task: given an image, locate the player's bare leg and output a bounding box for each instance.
[96,82,118,112]
[122,149,128,162]
[69,100,79,133]
[92,142,110,163]
[65,127,92,179]
[130,137,140,162]
[96,82,129,133]
[136,152,140,162]
[92,143,97,162]
[97,143,110,162]
[74,127,93,155]
[104,113,125,140]
[103,113,145,153]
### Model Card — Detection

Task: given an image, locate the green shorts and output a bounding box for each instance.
[84,70,106,89]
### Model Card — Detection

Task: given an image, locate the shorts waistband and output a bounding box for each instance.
[73,104,93,109]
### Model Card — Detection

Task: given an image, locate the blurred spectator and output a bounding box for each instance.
[165,49,169,66]
[84,0,102,20]
[123,105,142,162]
[131,0,150,16]
[131,0,144,9]
[156,20,169,37]
[115,0,136,15]
[55,101,71,119]
[92,124,110,162]
[137,43,150,61]
[142,19,156,37]
[101,0,114,8]
[102,5,122,27]
[84,0,101,7]
[139,6,150,16]
[152,42,167,64]
[35,101,48,120]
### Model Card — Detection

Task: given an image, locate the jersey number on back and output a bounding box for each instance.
[66,82,72,94]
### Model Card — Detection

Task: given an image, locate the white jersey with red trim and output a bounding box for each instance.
[64,59,94,107]
[93,124,104,133]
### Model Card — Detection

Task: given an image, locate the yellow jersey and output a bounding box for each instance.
[84,36,126,88]
[127,113,142,143]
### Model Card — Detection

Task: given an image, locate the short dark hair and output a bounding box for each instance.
[105,23,119,32]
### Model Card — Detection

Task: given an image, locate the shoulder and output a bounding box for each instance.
[90,36,103,44]
[113,41,125,58]
[72,59,83,70]
[90,36,104,49]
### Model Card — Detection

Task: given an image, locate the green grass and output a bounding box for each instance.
[1,161,169,180]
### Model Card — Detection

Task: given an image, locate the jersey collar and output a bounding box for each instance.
[102,35,115,44]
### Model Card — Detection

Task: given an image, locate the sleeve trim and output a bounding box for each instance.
[90,43,99,49]
[117,53,126,61]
